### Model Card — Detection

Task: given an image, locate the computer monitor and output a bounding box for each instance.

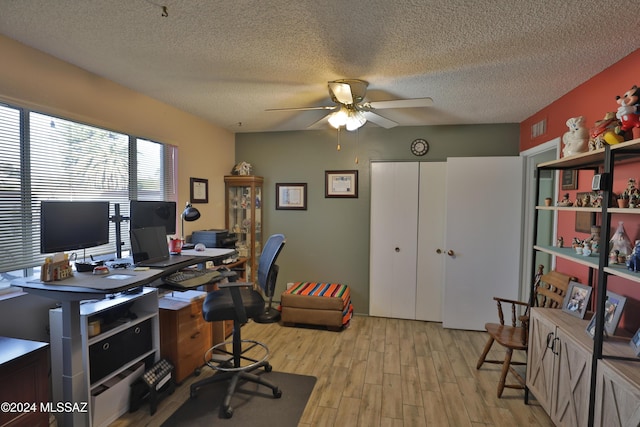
[40,201,110,253]
[129,200,177,235]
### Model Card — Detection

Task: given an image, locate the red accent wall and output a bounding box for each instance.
[520,49,640,152]
[520,49,640,332]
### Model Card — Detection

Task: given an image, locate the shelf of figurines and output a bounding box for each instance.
[536,206,640,214]
[537,137,640,170]
[534,245,640,284]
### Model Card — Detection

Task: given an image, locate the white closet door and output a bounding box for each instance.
[442,156,524,330]
[370,162,419,319]
[416,162,446,322]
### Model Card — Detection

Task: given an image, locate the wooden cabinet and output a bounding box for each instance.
[0,337,50,427]
[225,175,263,283]
[158,294,212,383]
[49,287,160,427]
[527,309,592,427]
[594,358,640,426]
[531,138,640,426]
[527,308,593,427]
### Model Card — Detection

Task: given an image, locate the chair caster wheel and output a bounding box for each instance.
[264,363,272,372]
[194,367,201,376]
[223,406,233,418]
[273,387,282,398]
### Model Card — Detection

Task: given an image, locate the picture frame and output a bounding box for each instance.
[189,177,208,204]
[561,169,577,190]
[325,170,358,198]
[630,328,640,357]
[575,191,595,233]
[603,290,626,335]
[276,183,307,210]
[562,281,592,319]
[585,315,599,339]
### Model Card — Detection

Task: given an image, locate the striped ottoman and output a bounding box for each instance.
[280,282,354,331]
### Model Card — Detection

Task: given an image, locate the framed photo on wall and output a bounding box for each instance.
[325,170,358,198]
[561,169,577,190]
[575,192,595,233]
[276,183,307,210]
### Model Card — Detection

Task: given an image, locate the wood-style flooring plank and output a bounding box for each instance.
[111,315,554,427]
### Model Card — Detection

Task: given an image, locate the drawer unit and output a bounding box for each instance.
[159,295,213,383]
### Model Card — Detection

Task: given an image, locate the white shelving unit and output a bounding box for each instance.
[50,287,160,426]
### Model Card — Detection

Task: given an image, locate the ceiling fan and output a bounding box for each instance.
[267,79,434,131]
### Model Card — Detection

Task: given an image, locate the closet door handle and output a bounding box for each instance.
[447,250,455,257]
[395,247,400,252]
[436,248,442,254]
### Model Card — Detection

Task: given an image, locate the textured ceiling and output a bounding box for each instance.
[0,0,637,133]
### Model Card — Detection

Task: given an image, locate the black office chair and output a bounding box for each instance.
[190,233,286,418]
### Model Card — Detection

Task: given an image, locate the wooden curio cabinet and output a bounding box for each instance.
[224,175,263,283]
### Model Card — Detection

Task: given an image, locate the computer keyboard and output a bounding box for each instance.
[163,269,221,288]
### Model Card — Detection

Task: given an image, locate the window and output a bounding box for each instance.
[0,103,177,288]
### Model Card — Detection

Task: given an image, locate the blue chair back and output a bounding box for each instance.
[257,234,286,297]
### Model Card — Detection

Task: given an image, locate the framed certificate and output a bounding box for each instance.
[276,183,307,210]
[325,170,358,198]
[190,177,208,203]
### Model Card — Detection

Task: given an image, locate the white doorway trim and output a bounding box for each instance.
[520,138,561,300]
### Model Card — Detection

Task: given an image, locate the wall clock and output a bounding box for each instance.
[411,138,429,156]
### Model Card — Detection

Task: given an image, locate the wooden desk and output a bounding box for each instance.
[0,337,50,427]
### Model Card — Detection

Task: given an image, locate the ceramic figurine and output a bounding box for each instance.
[557,193,573,207]
[557,236,564,248]
[562,116,589,157]
[589,112,623,149]
[610,221,632,256]
[615,85,640,139]
[232,161,253,175]
[628,241,640,272]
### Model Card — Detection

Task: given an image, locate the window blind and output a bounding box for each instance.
[0,104,178,274]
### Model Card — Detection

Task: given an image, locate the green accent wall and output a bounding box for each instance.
[236,124,520,316]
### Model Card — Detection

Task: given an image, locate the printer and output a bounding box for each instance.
[190,229,238,249]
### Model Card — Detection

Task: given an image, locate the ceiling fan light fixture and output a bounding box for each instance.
[345,109,366,131]
[328,107,348,128]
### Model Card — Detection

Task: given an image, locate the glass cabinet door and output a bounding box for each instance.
[225,175,263,283]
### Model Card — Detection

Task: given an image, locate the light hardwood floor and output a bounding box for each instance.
[111,315,554,427]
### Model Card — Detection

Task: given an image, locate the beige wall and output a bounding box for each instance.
[0,34,234,341]
[0,34,234,234]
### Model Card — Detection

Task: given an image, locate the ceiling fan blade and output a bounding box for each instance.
[329,82,354,105]
[307,112,332,129]
[266,106,335,112]
[367,97,434,109]
[361,111,398,129]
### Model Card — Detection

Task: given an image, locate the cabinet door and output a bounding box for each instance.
[527,309,557,415]
[552,329,591,427]
[370,162,419,319]
[594,360,640,427]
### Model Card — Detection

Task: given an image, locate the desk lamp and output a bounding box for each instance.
[181,202,201,242]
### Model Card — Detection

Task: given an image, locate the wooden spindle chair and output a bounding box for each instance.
[476,265,574,398]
